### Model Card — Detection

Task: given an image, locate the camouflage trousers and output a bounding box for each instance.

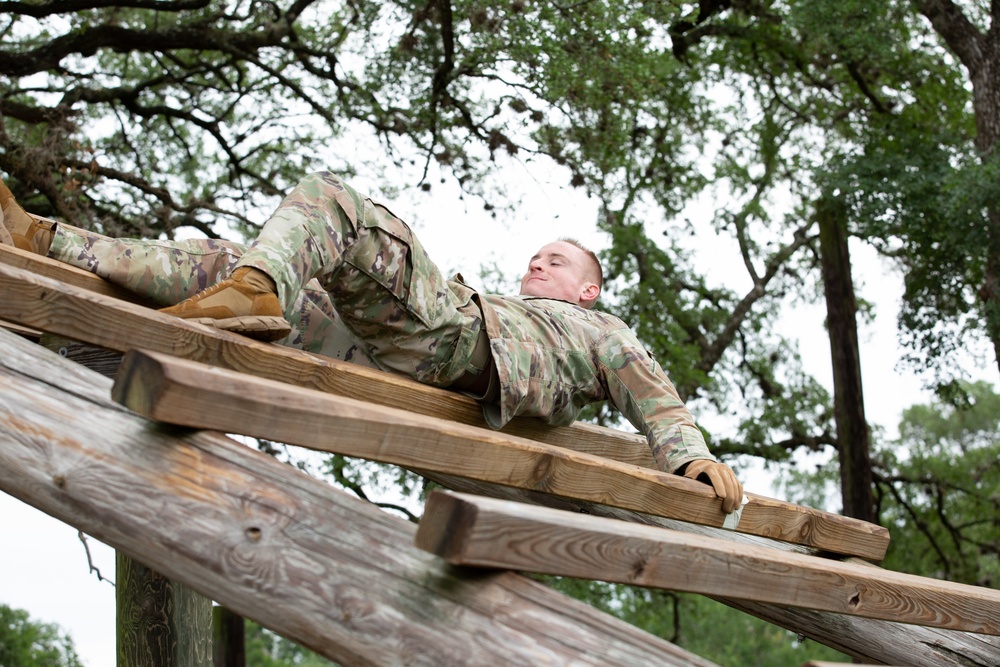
[49,172,483,386]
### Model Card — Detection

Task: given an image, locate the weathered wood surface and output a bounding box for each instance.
[4,259,998,666]
[111,347,889,560]
[0,259,891,559]
[413,477,1000,667]
[39,335,123,379]
[0,249,657,466]
[0,318,42,340]
[416,491,1000,635]
[0,329,718,667]
[116,554,213,667]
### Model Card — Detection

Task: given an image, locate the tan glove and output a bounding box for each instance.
[681,459,744,514]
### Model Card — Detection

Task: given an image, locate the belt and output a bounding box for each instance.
[449,326,499,403]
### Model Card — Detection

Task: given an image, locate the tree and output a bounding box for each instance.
[877,380,1000,586]
[782,381,1000,587]
[245,620,337,667]
[0,604,83,667]
[4,0,996,658]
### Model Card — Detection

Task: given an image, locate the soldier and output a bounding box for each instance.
[2,172,743,512]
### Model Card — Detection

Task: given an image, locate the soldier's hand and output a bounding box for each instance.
[681,459,744,514]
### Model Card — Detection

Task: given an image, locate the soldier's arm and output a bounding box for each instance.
[594,330,714,473]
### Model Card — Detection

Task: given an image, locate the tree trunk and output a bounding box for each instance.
[918,0,1000,377]
[817,196,876,523]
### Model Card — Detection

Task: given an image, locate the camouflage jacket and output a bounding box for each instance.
[476,293,714,473]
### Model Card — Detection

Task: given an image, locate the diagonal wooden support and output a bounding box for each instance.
[0,247,657,466]
[111,347,889,560]
[0,257,889,559]
[4,248,999,665]
[0,329,717,667]
[415,490,1000,636]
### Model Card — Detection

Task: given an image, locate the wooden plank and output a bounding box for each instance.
[0,318,42,340]
[38,335,123,379]
[0,329,718,667]
[410,475,1000,667]
[415,491,1000,635]
[0,259,891,560]
[4,277,996,667]
[0,250,656,467]
[110,348,889,560]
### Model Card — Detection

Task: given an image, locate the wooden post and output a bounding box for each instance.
[212,607,245,667]
[117,555,213,667]
[34,333,214,667]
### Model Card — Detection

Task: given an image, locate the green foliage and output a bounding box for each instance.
[245,620,338,666]
[322,454,427,522]
[5,0,1000,657]
[783,381,1000,588]
[4,0,992,459]
[878,381,1000,586]
[0,605,82,667]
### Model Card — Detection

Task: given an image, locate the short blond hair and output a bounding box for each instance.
[559,237,603,290]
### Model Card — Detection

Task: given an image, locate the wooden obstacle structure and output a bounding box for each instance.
[1,240,999,666]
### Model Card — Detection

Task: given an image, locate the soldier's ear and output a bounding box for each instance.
[579,282,600,308]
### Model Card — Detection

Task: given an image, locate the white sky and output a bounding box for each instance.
[2,160,996,667]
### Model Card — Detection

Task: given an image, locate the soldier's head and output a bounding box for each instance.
[519,238,602,309]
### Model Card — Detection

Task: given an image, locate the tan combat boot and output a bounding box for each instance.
[159,266,292,342]
[0,178,55,255]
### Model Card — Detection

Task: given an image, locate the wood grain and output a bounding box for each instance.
[0,329,717,667]
[116,554,212,667]
[400,474,1000,667]
[112,348,890,560]
[0,260,890,560]
[5,266,998,666]
[416,491,1000,635]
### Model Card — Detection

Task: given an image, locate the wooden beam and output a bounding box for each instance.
[111,348,889,560]
[0,258,890,560]
[416,491,1000,635]
[0,248,656,467]
[4,262,997,667]
[0,329,717,667]
[410,476,1000,667]
[38,335,123,379]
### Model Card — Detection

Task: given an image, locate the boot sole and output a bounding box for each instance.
[185,316,292,343]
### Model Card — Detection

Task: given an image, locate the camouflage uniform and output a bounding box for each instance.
[48,226,378,365]
[50,171,713,472]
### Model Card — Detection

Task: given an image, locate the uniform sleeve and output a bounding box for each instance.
[594,329,715,473]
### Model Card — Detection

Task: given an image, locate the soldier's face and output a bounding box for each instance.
[519,241,599,307]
